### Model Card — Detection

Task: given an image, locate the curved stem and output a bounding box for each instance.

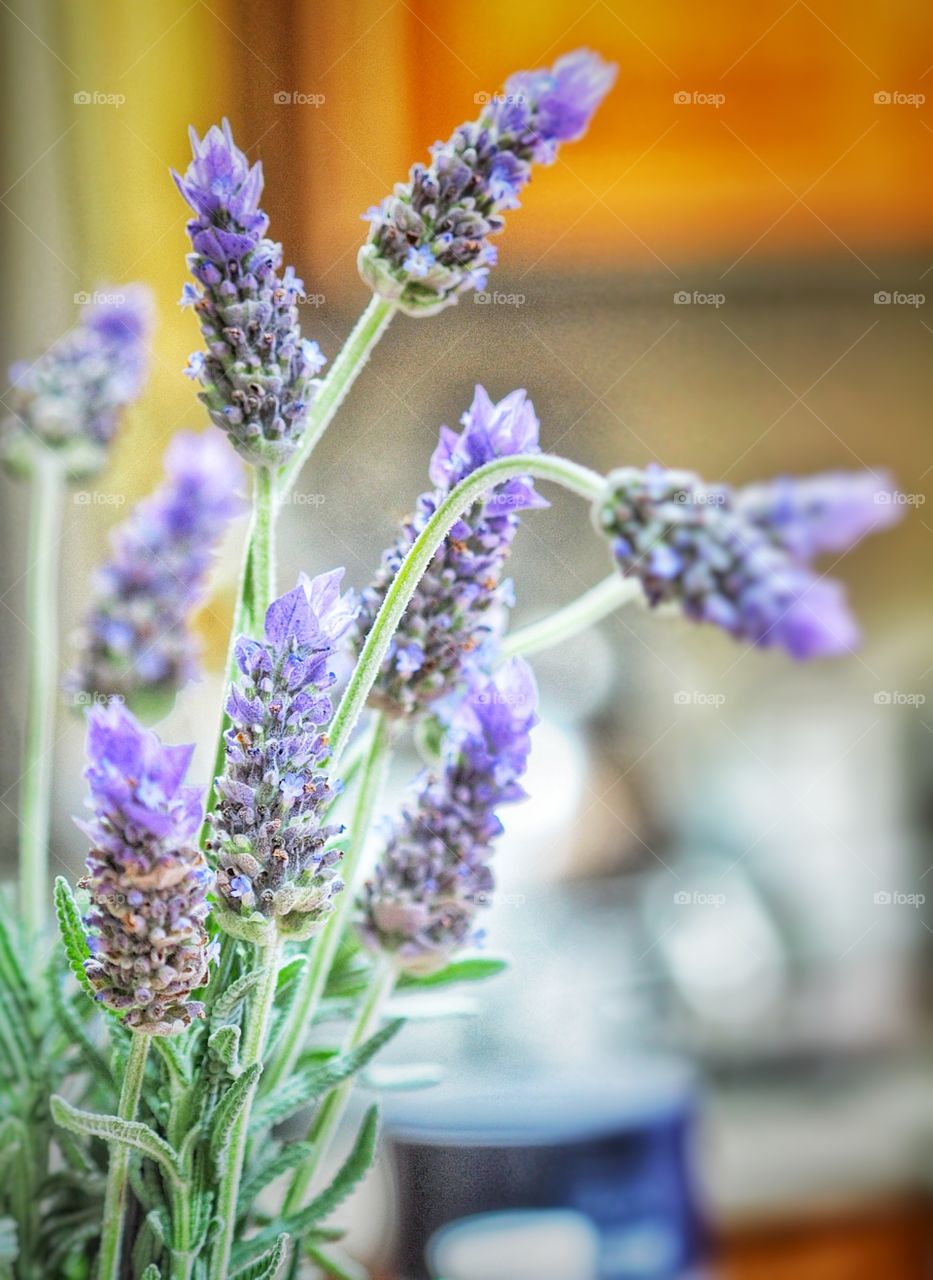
[276,296,396,506]
[20,452,63,940]
[283,953,395,1216]
[502,574,642,658]
[208,936,282,1280]
[97,1032,149,1280]
[263,712,393,1095]
[328,452,605,769]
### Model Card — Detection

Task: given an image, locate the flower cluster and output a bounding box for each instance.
[174,119,326,468]
[735,469,900,560]
[356,386,547,719]
[358,658,538,974]
[596,465,902,658]
[359,49,616,315]
[1,287,153,478]
[69,430,244,705]
[75,703,213,1035]
[209,571,357,939]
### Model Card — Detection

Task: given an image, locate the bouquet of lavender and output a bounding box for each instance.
[0,48,902,1280]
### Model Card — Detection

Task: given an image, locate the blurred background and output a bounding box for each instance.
[1,1,932,1276]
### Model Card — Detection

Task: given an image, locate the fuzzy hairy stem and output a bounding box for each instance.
[207,936,282,1280]
[20,452,63,939]
[284,953,395,1217]
[328,452,605,769]
[97,1032,149,1280]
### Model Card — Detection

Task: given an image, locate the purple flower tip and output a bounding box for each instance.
[173,118,266,230]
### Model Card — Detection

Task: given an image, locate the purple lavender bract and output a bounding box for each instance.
[359,49,616,315]
[1,287,153,478]
[358,658,538,974]
[70,430,244,704]
[75,703,212,1035]
[596,465,901,658]
[174,119,326,468]
[209,571,357,938]
[356,385,547,719]
[735,469,901,559]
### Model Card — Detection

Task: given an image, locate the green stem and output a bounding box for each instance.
[328,453,605,769]
[251,465,277,622]
[263,712,393,1095]
[20,452,64,940]
[502,573,642,658]
[208,937,282,1280]
[97,1033,149,1280]
[276,296,396,506]
[283,953,396,1215]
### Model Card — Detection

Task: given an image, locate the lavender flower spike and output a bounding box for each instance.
[358,658,538,974]
[735,469,901,560]
[69,429,244,705]
[209,570,357,941]
[1,286,153,478]
[174,119,326,467]
[356,385,547,719]
[595,464,890,659]
[75,702,213,1035]
[359,49,616,315]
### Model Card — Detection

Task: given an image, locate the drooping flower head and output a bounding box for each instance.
[356,386,547,719]
[76,702,213,1035]
[174,119,326,467]
[596,465,902,658]
[735,469,901,560]
[358,658,538,974]
[2,286,153,478]
[69,429,244,705]
[209,570,357,939]
[359,49,616,315]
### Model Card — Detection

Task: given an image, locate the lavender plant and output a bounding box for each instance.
[0,44,907,1280]
[70,430,244,707]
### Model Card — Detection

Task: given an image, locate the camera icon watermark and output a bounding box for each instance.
[674,690,726,707]
[475,890,526,907]
[279,491,325,507]
[673,90,726,108]
[874,489,924,506]
[73,491,126,508]
[674,290,726,307]
[273,91,325,107]
[74,290,127,307]
[674,890,727,907]
[873,690,926,707]
[873,889,925,907]
[873,90,925,107]
[71,691,125,708]
[475,291,525,307]
[873,290,925,308]
[74,90,125,108]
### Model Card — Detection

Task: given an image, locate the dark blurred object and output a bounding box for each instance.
[384,1061,705,1279]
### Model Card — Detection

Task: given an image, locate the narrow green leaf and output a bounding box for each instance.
[208,1023,241,1070]
[363,1062,443,1091]
[305,1243,369,1280]
[50,1095,184,1187]
[53,877,96,1002]
[47,968,112,1089]
[245,1107,379,1256]
[151,1034,189,1088]
[229,1233,288,1280]
[253,1021,402,1130]
[239,1142,314,1212]
[210,967,263,1027]
[397,954,508,988]
[209,1061,262,1168]
[0,910,29,1009]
